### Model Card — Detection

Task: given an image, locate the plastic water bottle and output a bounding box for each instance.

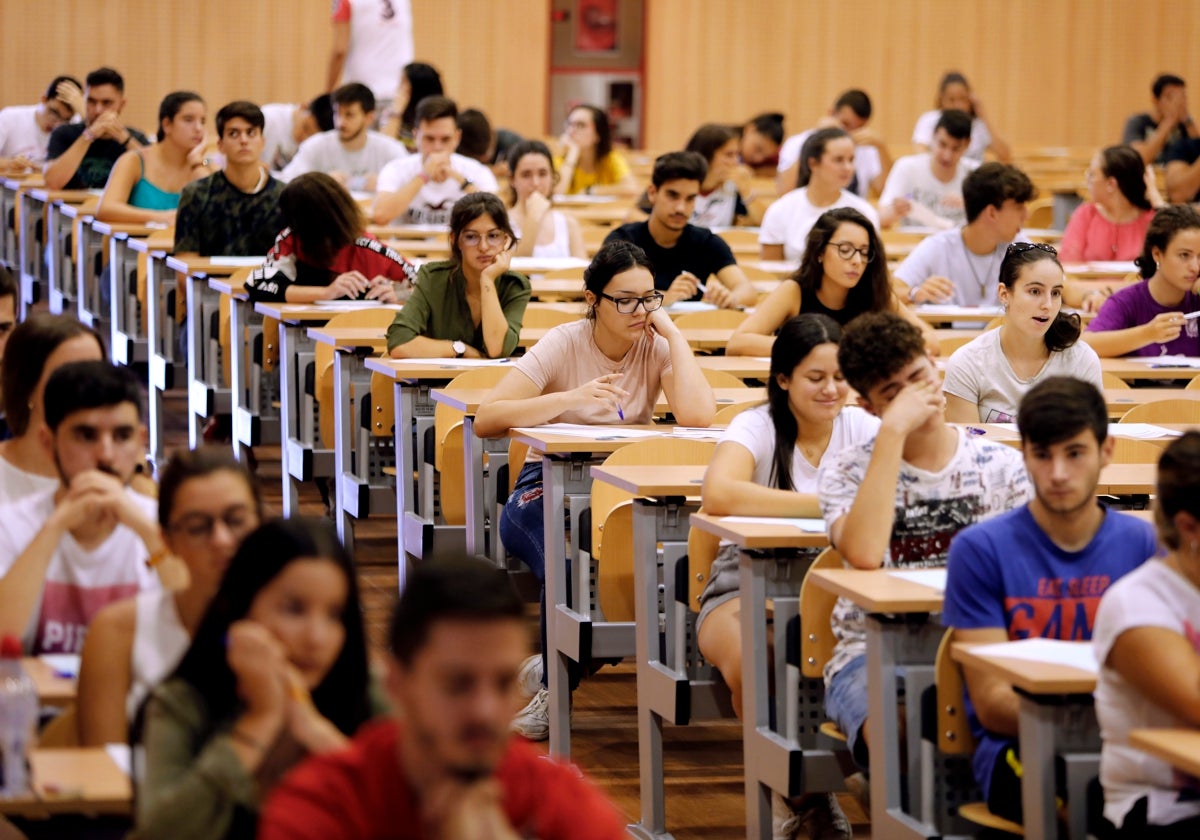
[0,635,37,797]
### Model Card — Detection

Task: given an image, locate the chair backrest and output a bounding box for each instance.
[685,517,722,612]
[1187,374,1200,391]
[935,628,977,754]
[542,267,585,281]
[798,548,845,679]
[1025,197,1054,229]
[522,306,584,328]
[713,401,756,424]
[715,228,759,249]
[1118,399,1200,425]
[315,308,397,450]
[938,334,975,356]
[581,226,609,251]
[1101,371,1131,390]
[672,308,751,330]
[433,366,514,471]
[739,265,778,282]
[1110,437,1166,464]
[701,367,751,389]
[368,372,395,438]
[593,437,716,622]
[40,705,80,748]
[217,267,255,388]
[507,438,530,494]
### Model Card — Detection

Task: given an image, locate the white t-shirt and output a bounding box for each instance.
[0,454,58,508]
[817,429,1031,683]
[0,488,161,654]
[894,227,1029,307]
[1094,561,1200,828]
[332,0,414,103]
[375,153,499,225]
[260,102,299,173]
[127,588,189,722]
[943,328,1105,422]
[0,104,51,162]
[759,187,881,262]
[777,129,881,198]
[878,153,978,228]
[911,110,993,163]
[691,181,742,228]
[513,210,572,259]
[278,130,408,188]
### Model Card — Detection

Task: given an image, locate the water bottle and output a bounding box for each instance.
[0,635,37,797]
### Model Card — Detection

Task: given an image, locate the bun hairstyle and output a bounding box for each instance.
[1099,145,1152,210]
[998,243,1080,352]
[1135,204,1200,279]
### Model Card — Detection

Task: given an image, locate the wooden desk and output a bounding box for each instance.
[1128,728,1200,780]
[1101,357,1200,382]
[697,355,771,380]
[1063,261,1137,279]
[22,657,76,708]
[530,277,586,300]
[0,748,131,818]
[36,190,96,315]
[14,179,50,318]
[104,225,167,366]
[1103,387,1200,418]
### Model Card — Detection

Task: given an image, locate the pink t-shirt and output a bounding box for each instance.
[512,318,673,430]
[1058,203,1154,262]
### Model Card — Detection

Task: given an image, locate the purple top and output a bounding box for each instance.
[1086,280,1200,357]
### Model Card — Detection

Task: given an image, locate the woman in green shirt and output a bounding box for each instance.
[386,193,531,359]
[131,518,372,840]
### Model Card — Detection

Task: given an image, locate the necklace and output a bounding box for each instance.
[960,236,998,296]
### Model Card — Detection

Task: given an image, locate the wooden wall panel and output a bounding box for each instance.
[0,0,550,143]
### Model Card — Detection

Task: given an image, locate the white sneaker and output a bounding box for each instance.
[518,654,543,698]
[511,687,550,741]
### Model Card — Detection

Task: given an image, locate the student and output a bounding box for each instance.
[731,208,933,356]
[131,518,373,840]
[457,107,523,178]
[0,361,162,655]
[911,72,1011,163]
[44,67,150,190]
[944,243,1103,423]
[381,62,444,152]
[1163,129,1200,203]
[386,193,530,359]
[684,123,759,227]
[260,94,333,173]
[1122,73,1198,166]
[945,376,1155,826]
[556,105,636,195]
[96,91,211,226]
[245,172,416,304]
[604,151,757,308]
[1094,431,1200,836]
[0,313,105,506]
[777,89,894,198]
[817,311,1030,772]
[699,314,875,839]
[878,109,977,229]
[257,557,628,839]
[279,83,407,191]
[739,112,784,178]
[1084,205,1200,357]
[895,162,1036,307]
[0,75,82,166]
[372,96,499,226]
[1059,145,1162,262]
[326,0,413,118]
[504,140,586,259]
[77,447,263,746]
[174,101,286,258]
[475,240,715,740]
[759,128,880,262]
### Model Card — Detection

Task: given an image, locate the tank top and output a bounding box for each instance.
[127,589,190,722]
[128,153,181,211]
[531,211,571,259]
[797,282,864,326]
[0,453,57,507]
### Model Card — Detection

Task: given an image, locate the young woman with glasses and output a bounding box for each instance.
[77,447,263,746]
[1060,145,1164,262]
[474,240,715,740]
[730,207,933,356]
[943,242,1103,423]
[556,104,636,196]
[387,192,531,359]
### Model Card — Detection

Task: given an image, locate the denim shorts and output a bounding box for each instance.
[824,654,870,770]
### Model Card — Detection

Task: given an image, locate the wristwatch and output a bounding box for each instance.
[452,340,466,358]
[460,177,473,191]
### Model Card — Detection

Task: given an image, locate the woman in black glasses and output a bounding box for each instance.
[475,240,714,741]
[729,207,935,356]
[387,192,531,359]
[943,242,1102,423]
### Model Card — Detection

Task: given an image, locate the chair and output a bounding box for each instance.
[1118,399,1200,425]
[1186,374,1200,391]
[701,367,751,389]
[592,437,716,622]
[713,402,756,424]
[581,225,610,253]
[796,549,852,744]
[1111,437,1165,464]
[433,366,514,526]
[1025,197,1055,230]
[39,705,79,748]
[217,267,254,388]
[938,334,976,355]
[521,306,583,328]
[542,267,585,281]
[314,308,396,450]
[671,308,750,330]
[715,228,759,250]
[1101,372,1130,390]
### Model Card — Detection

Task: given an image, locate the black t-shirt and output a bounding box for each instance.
[1164,137,1200,201]
[603,222,737,301]
[46,122,151,190]
[1122,112,1191,165]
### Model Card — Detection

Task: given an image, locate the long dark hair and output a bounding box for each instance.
[279,173,364,267]
[797,127,850,189]
[767,314,842,492]
[570,105,613,160]
[1135,204,1200,279]
[400,62,444,134]
[157,90,204,142]
[169,518,371,738]
[998,243,1080,352]
[448,193,516,266]
[685,123,739,166]
[792,208,890,318]
[1,312,105,437]
[1100,145,1152,210]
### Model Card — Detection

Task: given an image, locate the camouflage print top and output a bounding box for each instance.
[174,170,286,257]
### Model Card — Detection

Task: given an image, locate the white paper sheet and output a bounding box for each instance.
[385,357,511,367]
[39,654,80,678]
[719,516,826,532]
[914,304,1003,317]
[207,256,264,267]
[1107,423,1183,440]
[519,423,661,439]
[104,743,132,777]
[671,427,724,439]
[511,257,590,271]
[313,301,403,310]
[887,568,947,592]
[968,638,1098,673]
[1125,356,1200,369]
[665,301,718,313]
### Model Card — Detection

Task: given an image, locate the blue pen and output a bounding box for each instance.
[617,404,625,421]
[966,426,986,436]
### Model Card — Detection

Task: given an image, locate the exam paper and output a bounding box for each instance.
[207,256,264,267]
[39,654,80,678]
[521,424,661,439]
[968,638,1098,673]
[719,516,826,532]
[887,568,947,592]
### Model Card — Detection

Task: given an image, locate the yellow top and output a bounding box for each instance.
[557,150,631,194]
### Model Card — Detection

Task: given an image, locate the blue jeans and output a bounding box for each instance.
[499,462,581,691]
[824,654,870,770]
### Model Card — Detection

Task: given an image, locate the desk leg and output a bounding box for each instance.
[740,550,772,840]
[1018,696,1058,840]
[278,323,300,516]
[543,456,572,760]
[393,381,415,590]
[463,415,486,558]
[228,296,249,463]
[333,351,354,552]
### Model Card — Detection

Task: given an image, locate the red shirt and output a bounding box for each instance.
[256,719,628,840]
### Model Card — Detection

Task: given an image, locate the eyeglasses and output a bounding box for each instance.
[1007,242,1058,257]
[599,291,664,314]
[0,321,14,337]
[459,230,514,249]
[45,105,72,125]
[827,241,875,262]
[564,119,591,131]
[169,509,256,541]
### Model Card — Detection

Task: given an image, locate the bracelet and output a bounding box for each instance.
[229,727,267,753]
[146,547,173,568]
[82,128,95,143]
[908,284,920,303]
[418,171,431,184]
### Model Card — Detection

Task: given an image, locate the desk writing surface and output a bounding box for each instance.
[509,424,667,455]
[807,567,945,613]
[254,301,401,322]
[31,189,95,204]
[22,657,75,707]
[952,642,1097,695]
[306,326,389,350]
[89,220,167,237]
[688,512,830,550]
[1128,729,1200,780]
[206,277,247,297]
[589,464,705,496]
[1096,462,1157,494]
[1100,358,1200,381]
[178,257,253,278]
[696,355,771,378]
[364,357,515,381]
[431,386,764,415]
[32,748,131,813]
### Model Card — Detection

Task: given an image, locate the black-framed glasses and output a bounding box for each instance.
[599,291,664,314]
[459,230,514,249]
[827,241,875,262]
[169,509,257,541]
[1007,242,1058,257]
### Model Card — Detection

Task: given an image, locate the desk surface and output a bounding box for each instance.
[509,424,674,455]
[0,749,131,817]
[431,386,764,415]
[1128,728,1200,780]
[952,642,1097,695]
[254,301,402,322]
[22,657,76,707]
[1101,357,1200,381]
[90,219,168,237]
[307,326,389,350]
[806,567,945,614]
[590,464,706,496]
[688,511,829,550]
[365,357,516,381]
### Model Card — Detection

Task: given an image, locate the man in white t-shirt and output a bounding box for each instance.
[327,0,413,119]
[279,83,407,191]
[372,96,499,226]
[0,361,162,654]
[260,95,333,174]
[878,109,977,229]
[0,75,83,167]
[776,90,894,197]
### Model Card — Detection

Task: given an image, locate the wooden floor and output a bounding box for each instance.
[160,393,871,838]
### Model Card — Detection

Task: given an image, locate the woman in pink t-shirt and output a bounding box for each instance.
[475,240,715,740]
[1059,145,1162,262]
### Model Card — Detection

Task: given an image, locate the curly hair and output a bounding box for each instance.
[838,311,927,398]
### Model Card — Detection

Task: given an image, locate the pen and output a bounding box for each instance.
[617,404,625,421]
[966,426,986,435]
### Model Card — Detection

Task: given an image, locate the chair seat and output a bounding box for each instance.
[958,802,1023,836]
[818,721,847,743]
